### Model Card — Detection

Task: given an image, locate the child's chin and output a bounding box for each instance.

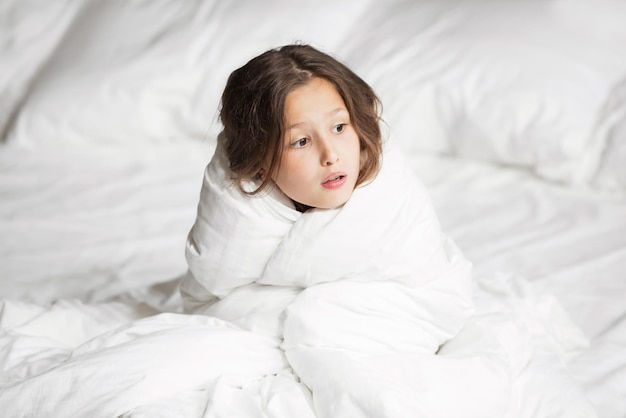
[317,197,351,210]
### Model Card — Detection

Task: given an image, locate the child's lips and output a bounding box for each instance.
[322,172,347,189]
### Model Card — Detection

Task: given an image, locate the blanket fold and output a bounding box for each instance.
[181,133,475,348]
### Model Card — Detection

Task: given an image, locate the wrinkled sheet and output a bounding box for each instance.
[410,154,626,418]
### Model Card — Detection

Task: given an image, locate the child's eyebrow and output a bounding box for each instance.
[287,121,305,130]
[287,108,349,130]
[328,108,348,116]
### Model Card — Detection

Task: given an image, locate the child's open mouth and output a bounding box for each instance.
[322,173,347,189]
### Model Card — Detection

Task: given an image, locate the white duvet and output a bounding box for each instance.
[0,136,597,417]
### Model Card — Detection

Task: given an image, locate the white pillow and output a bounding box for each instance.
[339,0,626,186]
[6,0,372,149]
[0,0,85,139]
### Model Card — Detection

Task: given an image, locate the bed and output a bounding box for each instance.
[1,0,625,417]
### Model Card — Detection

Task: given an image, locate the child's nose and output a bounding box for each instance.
[320,139,339,166]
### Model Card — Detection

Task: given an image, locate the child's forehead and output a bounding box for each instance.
[285,78,346,108]
[284,96,349,131]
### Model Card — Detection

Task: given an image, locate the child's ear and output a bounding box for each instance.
[258,168,267,181]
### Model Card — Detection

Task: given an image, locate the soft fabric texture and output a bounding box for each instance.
[338,0,626,186]
[3,0,371,149]
[181,134,474,341]
[0,136,600,417]
[177,134,594,417]
[0,0,85,137]
[592,77,626,192]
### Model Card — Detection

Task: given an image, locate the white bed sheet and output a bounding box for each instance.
[0,141,624,417]
[0,141,213,304]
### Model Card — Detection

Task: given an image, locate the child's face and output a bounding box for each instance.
[272,77,361,209]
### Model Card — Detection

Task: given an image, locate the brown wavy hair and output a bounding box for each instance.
[220,44,383,195]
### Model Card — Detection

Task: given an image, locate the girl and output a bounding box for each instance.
[180,45,590,418]
[219,43,383,212]
[179,44,483,416]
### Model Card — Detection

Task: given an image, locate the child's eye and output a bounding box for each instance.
[332,123,346,133]
[291,137,309,148]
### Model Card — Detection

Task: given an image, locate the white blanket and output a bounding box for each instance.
[0,136,597,417]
